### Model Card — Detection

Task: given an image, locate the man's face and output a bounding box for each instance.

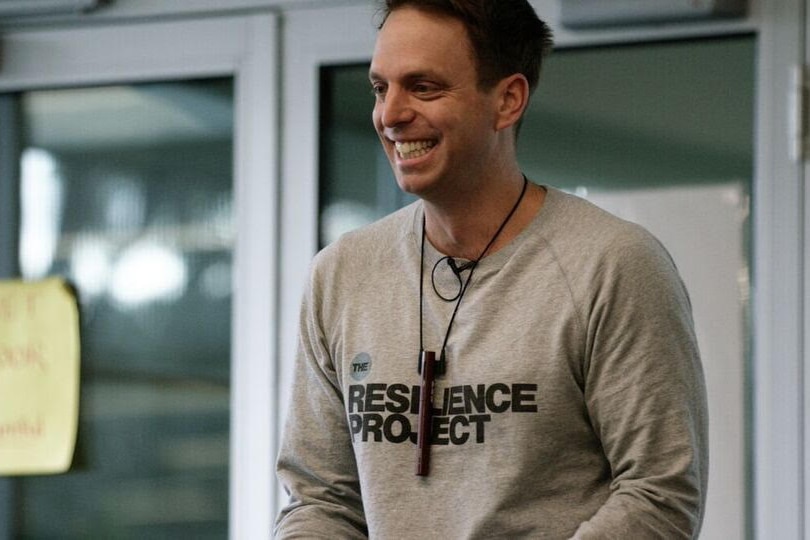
[369,7,501,200]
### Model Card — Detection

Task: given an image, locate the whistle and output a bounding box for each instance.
[416,350,436,476]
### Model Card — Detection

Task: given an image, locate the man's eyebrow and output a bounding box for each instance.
[368,70,443,83]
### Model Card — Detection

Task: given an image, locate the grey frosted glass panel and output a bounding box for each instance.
[8,78,233,538]
[519,37,754,192]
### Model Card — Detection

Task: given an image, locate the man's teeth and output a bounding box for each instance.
[395,140,435,159]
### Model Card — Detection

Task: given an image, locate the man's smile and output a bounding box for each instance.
[394,140,436,160]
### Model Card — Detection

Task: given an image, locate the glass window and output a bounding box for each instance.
[318,37,753,233]
[319,65,416,247]
[317,35,755,539]
[1,78,233,538]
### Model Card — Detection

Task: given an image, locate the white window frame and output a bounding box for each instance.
[755,3,805,540]
[279,1,807,538]
[0,13,279,539]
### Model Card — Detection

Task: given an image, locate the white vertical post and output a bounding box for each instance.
[754,0,806,538]
[230,12,279,540]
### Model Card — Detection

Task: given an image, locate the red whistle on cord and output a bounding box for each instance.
[416,350,436,476]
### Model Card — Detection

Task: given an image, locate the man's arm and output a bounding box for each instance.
[573,230,709,539]
[274,272,367,539]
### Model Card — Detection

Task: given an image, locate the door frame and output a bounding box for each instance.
[0,13,279,538]
[279,1,806,538]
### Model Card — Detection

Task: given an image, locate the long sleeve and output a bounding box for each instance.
[274,266,368,539]
[571,229,709,539]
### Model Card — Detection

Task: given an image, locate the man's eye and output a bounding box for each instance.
[371,84,386,97]
[413,83,441,97]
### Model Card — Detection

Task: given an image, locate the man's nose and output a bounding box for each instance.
[379,87,415,127]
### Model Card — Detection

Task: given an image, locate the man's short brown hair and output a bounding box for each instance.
[378,0,554,93]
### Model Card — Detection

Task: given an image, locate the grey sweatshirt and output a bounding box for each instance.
[275,186,708,539]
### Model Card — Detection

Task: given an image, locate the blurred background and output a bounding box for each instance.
[0,0,804,539]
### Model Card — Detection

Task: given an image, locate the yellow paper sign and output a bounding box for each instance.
[0,277,80,475]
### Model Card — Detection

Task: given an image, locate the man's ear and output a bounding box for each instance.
[494,74,530,132]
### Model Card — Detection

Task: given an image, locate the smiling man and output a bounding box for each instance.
[275,1,708,539]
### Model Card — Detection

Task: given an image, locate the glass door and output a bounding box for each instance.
[281,4,766,538]
[4,79,233,538]
[0,13,278,539]
[316,35,755,540]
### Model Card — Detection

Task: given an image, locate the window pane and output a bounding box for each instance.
[7,78,233,538]
[317,36,755,539]
[319,65,415,248]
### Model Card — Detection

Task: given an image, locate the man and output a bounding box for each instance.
[275,0,708,538]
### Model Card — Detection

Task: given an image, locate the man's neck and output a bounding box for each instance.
[422,173,545,260]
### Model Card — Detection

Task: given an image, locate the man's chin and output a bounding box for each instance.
[395,176,431,198]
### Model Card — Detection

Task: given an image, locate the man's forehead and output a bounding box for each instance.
[379,4,462,29]
[373,6,469,50]
[370,8,473,78]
